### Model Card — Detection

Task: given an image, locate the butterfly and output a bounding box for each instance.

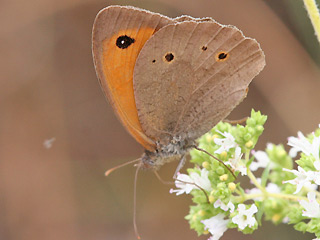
[92,5,265,174]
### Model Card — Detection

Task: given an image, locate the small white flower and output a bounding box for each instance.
[282,216,289,223]
[299,191,320,218]
[266,143,274,150]
[225,147,247,176]
[309,183,319,191]
[214,199,235,213]
[201,213,229,240]
[237,165,247,176]
[283,167,315,194]
[288,132,320,161]
[250,150,271,171]
[314,161,320,171]
[214,130,237,154]
[43,137,56,149]
[288,147,299,159]
[170,168,212,195]
[288,131,312,158]
[232,204,258,230]
[312,161,320,185]
[245,187,261,198]
[266,182,281,193]
[170,173,194,195]
[190,168,212,192]
[313,172,320,186]
[312,136,320,161]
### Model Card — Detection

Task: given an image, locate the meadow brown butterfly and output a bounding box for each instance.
[92,5,265,173]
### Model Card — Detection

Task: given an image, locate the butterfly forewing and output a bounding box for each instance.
[92,6,174,150]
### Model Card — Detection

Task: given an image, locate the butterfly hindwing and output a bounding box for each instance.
[133,20,265,144]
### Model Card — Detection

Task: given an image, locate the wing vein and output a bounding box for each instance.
[184,52,263,132]
[172,37,248,134]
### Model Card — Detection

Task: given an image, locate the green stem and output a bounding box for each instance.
[268,193,308,201]
[235,192,309,202]
[247,169,266,193]
[303,0,320,44]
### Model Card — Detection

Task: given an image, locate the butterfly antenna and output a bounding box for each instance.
[133,163,142,239]
[193,145,236,180]
[153,171,174,185]
[105,158,141,176]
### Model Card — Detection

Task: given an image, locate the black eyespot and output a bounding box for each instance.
[165,53,174,62]
[152,59,156,63]
[202,46,207,51]
[218,52,228,59]
[116,35,135,49]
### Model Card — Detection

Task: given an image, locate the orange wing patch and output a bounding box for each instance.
[102,27,156,151]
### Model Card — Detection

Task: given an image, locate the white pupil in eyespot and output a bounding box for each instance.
[121,40,125,44]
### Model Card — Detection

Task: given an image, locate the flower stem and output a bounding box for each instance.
[303,0,320,44]
[235,192,309,202]
[268,192,308,201]
[247,169,266,193]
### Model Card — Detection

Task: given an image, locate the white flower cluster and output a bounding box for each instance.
[282,131,320,194]
[248,128,320,240]
[170,131,258,240]
[281,129,320,236]
[299,192,320,218]
[214,130,246,176]
[201,202,258,240]
[171,120,320,240]
[212,199,257,231]
[250,143,275,171]
[170,130,245,196]
[250,129,320,228]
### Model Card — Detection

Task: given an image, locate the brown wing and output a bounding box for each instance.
[133,20,265,145]
[92,6,174,150]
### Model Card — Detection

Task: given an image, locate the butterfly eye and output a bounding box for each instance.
[164,52,174,62]
[216,51,229,62]
[116,35,135,49]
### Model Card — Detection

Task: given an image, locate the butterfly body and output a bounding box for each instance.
[141,135,193,170]
[92,5,265,171]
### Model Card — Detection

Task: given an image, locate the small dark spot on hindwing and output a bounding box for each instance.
[218,52,228,60]
[165,53,174,62]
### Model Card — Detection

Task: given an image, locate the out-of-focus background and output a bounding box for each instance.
[1,0,320,239]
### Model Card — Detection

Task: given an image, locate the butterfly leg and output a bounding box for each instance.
[153,171,174,185]
[173,155,187,179]
[224,116,248,125]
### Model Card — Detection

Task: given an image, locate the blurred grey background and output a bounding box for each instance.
[1,0,320,239]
